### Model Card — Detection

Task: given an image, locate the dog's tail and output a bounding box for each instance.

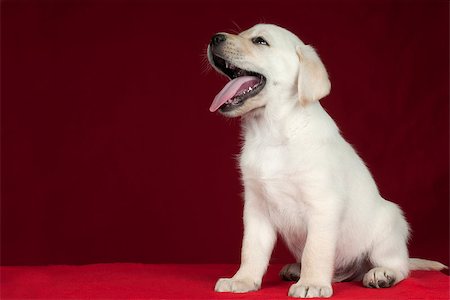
[409,258,448,271]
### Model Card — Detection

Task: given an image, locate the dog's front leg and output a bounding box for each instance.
[215,189,277,293]
[288,212,337,298]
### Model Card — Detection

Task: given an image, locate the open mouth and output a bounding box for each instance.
[209,54,266,113]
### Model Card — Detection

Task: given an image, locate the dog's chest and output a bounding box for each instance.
[241,137,290,179]
[240,128,308,234]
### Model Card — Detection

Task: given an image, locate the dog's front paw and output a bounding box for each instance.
[215,277,260,293]
[288,282,333,298]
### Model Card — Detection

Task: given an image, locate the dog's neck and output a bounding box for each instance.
[241,100,338,145]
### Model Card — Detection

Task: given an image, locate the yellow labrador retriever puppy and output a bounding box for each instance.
[207,24,446,298]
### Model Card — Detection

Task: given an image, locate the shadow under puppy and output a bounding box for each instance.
[207,23,446,298]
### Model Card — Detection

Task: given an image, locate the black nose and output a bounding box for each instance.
[210,34,226,46]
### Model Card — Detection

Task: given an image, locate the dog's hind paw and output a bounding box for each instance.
[363,267,396,288]
[280,263,301,281]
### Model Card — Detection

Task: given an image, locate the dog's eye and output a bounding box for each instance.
[252,36,269,46]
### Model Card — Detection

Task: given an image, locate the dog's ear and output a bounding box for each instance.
[296,45,331,105]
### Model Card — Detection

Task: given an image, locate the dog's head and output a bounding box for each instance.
[207,24,331,117]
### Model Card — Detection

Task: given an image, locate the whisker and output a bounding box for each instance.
[230,20,242,34]
[200,44,213,75]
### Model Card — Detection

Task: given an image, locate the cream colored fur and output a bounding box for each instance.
[209,24,446,298]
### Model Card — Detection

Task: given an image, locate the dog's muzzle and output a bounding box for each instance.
[208,34,266,113]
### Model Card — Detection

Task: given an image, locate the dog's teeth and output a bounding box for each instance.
[225,61,230,68]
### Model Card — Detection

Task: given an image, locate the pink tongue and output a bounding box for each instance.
[209,76,260,112]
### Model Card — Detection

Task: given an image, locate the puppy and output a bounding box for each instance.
[207,24,446,298]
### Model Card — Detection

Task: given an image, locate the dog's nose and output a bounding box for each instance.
[210,34,226,46]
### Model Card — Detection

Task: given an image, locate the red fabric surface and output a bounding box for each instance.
[1,0,448,266]
[1,264,448,299]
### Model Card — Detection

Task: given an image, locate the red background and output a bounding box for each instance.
[1,0,448,266]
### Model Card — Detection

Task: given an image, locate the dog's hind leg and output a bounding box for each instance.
[363,204,410,288]
[281,259,371,283]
